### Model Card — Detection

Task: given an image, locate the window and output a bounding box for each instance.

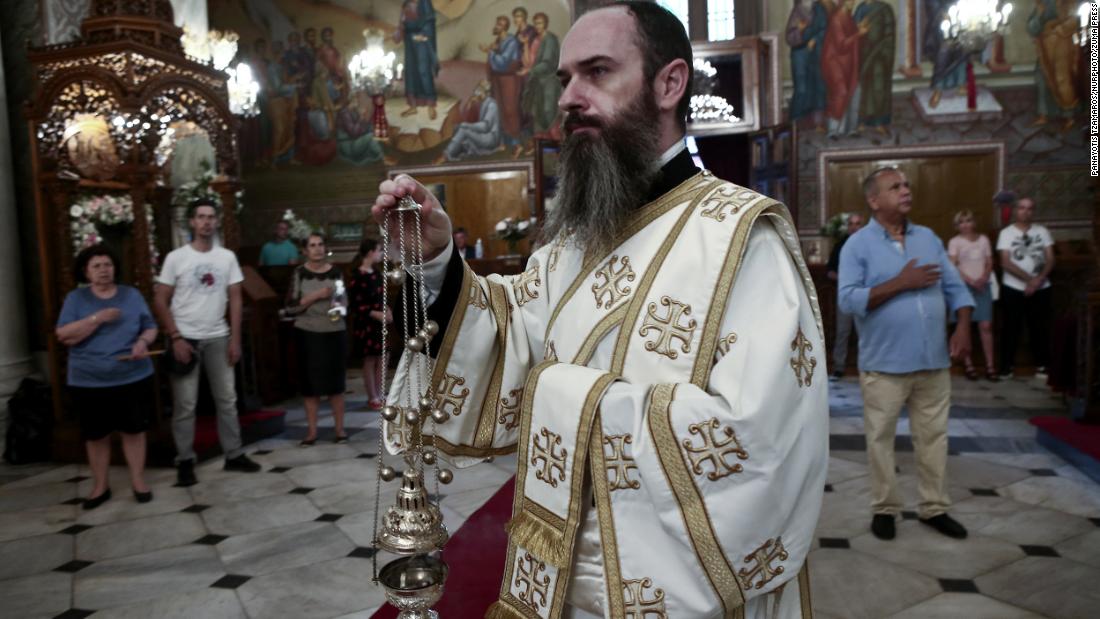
[706,0,735,41]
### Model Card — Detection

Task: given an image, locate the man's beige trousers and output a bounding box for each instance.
[859,368,952,519]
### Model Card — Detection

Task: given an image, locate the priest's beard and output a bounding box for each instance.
[541,88,662,257]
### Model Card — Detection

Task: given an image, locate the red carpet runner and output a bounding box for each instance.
[372,477,515,618]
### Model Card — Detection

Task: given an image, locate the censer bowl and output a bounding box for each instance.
[379,554,448,619]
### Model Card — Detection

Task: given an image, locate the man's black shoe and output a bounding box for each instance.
[919,513,968,539]
[176,459,197,487]
[224,454,261,472]
[871,514,895,540]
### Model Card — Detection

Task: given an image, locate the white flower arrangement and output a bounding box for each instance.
[281,209,316,241]
[171,159,245,214]
[494,216,537,242]
[69,194,159,268]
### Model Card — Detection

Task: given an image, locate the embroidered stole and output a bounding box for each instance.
[487,174,816,619]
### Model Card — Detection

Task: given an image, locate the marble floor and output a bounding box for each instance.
[0,374,1097,618]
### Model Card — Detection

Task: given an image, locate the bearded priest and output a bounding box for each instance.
[372,3,828,617]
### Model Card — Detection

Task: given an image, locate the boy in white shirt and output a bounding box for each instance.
[154,199,261,486]
[996,196,1055,378]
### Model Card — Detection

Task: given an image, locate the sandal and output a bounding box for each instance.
[964,364,979,381]
[333,434,349,444]
[299,437,317,447]
[985,367,1000,382]
[367,398,384,410]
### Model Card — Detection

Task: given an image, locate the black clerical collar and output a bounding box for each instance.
[646,146,700,204]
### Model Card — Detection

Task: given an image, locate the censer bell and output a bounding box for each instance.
[377,466,449,554]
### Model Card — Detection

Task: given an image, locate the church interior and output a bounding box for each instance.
[0,0,1098,617]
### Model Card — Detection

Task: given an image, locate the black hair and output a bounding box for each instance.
[611,1,693,132]
[187,197,219,218]
[74,244,120,284]
[453,227,468,235]
[358,238,378,255]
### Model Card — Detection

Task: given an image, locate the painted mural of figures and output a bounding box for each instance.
[924,0,967,108]
[786,0,828,130]
[267,40,298,166]
[513,7,538,71]
[519,12,561,156]
[482,15,523,151]
[1028,0,1081,130]
[822,0,868,138]
[853,0,894,133]
[395,0,440,120]
[435,81,501,164]
[317,27,348,108]
[336,94,386,166]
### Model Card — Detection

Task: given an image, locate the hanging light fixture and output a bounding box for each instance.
[226,62,260,117]
[939,0,1013,110]
[348,29,400,140]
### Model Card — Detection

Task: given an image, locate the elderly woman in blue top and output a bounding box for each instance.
[55,245,158,510]
[838,166,974,543]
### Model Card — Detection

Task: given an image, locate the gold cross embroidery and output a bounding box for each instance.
[591,254,636,309]
[737,537,789,590]
[385,409,416,450]
[604,434,641,491]
[622,578,667,618]
[531,427,567,488]
[700,185,762,222]
[789,326,817,388]
[514,552,550,610]
[434,373,470,417]
[715,332,738,361]
[498,388,522,431]
[513,265,541,307]
[469,280,488,309]
[639,296,697,360]
[681,417,749,481]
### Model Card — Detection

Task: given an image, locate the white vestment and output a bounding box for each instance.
[387,171,828,618]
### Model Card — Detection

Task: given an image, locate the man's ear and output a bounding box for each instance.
[653,58,690,114]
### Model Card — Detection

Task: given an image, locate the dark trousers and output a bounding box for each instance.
[999,286,1051,372]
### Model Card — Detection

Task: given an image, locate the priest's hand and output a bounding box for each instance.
[373,174,453,262]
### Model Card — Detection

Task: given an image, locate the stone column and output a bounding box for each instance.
[0,31,35,421]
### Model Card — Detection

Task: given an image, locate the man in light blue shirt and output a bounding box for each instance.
[839,166,974,542]
[259,220,299,266]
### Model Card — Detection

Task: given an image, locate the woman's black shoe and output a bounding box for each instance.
[133,489,153,503]
[82,488,112,510]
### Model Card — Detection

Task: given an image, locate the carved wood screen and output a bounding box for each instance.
[24,0,243,442]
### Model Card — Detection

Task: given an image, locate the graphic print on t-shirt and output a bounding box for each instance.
[1010,233,1046,276]
[192,263,219,292]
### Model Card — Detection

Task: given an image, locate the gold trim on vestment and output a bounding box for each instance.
[763,210,824,340]
[489,542,548,619]
[507,371,617,568]
[690,199,777,388]
[427,262,476,409]
[572,303,629,366]
[609,185,718,375]
[798,561,814,618]
[647,383,746,614]
[590,412,626,618]
[474,280,512,449]
[430,435,517,458]
[543,173,716,340]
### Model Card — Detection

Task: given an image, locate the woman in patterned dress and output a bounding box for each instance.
[347,239,389,409]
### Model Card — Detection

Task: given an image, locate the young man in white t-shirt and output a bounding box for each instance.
[154,199,261,486]
[996,197,1055,378]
